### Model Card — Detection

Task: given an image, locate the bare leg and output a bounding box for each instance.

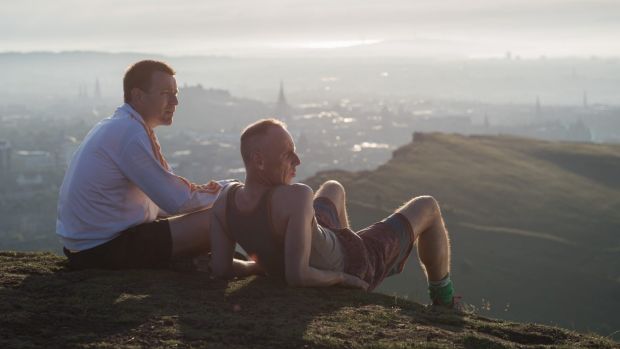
[396,196,450,282]
[168,208,212,257]
[315,180,350,229]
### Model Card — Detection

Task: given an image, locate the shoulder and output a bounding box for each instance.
[276,183,313,197]
[114,121,152,154]
[273,183,314,209]
[96,115,146,144]
[213,182,238,217]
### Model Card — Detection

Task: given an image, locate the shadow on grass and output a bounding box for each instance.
[0,253,471,348]
[206,276,469,348]
[0,255,229,347]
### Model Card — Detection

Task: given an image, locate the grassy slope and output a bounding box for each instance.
[304,133,620,337]
[1,251,618,349]
[308,133,620,243]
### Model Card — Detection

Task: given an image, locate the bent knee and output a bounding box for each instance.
[322,180,344,191]
[417,195,440,212]
[406,195,440,217]
[319,180,346,196]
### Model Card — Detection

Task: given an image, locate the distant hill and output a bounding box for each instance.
[172,84,271,132]
[4,51,620,106]
[305,132,620,338]
[1,251,617,348]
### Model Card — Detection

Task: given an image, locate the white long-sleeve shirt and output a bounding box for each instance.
[56,104,221,251]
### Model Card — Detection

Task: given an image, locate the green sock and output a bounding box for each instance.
[429,274,454,306]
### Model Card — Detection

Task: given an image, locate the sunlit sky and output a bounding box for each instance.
[2,0,619,58]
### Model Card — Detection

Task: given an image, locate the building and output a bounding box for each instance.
[0,140,11,174]
[14,150,54,171]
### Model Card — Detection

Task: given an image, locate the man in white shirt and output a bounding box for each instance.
[57,60,259,273]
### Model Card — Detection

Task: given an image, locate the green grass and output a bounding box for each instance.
[2,133,619,347]
[1,251,618,348]
[304,133,620,338]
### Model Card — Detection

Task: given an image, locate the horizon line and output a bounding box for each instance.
[1,50,620,61]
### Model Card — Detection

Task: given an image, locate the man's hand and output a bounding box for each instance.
[248,261,266,276]
[340,273,369,291]
[193,180,221,194]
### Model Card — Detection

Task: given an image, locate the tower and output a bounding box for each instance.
[274,81,291,122]
[94,78,102,101]
[0,140,11,174]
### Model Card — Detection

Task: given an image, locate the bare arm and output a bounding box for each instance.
[283,185,368,289]
[209,188,262,278]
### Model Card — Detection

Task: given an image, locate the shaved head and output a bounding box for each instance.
[240,118,287,166]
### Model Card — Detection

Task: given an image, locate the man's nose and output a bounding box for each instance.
[293,153,301,165]
[171,94,179,106]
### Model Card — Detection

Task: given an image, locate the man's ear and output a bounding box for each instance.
[252,152,265,170]
[130,87,144,104]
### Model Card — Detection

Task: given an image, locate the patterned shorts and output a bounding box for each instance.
[313,197,414,291]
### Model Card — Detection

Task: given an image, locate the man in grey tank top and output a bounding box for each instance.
[210,119,457,307]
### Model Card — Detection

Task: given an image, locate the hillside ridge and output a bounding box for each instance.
[1,251,618,348]
[304,132,620,339]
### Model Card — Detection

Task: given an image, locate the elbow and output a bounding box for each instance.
[285,270,307,288]
[156,200,181,216]
[287,278,306,288]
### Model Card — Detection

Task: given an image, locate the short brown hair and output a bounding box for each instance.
[240,118,287,165]
[123,60,175,103]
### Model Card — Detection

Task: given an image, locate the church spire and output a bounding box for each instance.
[278,80,287,106]
[275,80,291,121]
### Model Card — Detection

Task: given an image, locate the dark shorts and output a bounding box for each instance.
[63,219,172,270]
[314,197,414,291]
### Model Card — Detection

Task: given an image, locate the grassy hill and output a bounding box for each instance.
[1,251,618,348]
[304,133,620,339]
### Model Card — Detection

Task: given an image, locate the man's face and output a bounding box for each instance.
[135,71,178,128]
[259,126,301,185]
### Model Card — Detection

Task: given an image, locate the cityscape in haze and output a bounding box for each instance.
[0,0,619,341]
[1,52,618,250]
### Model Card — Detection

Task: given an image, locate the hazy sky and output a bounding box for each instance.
[2,0,619,57]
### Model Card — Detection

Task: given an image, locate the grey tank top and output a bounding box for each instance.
[225,183,345,275]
